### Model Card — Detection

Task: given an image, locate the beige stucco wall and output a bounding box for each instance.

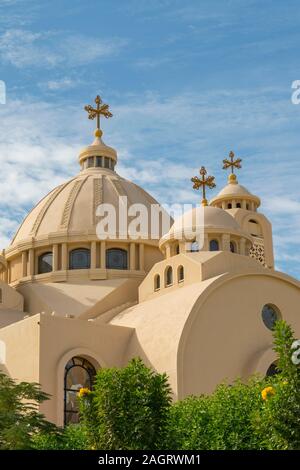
[179,273,300,397]
[9,256,22,283]
[0,280,24,311]
[0,315,40,383]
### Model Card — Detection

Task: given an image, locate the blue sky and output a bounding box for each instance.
[0,0,300,277]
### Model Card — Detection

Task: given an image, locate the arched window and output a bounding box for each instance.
[106,248,128,270]
[261,304,281,330]
[236,203,241,208]
[38,252,53,274]
[175,244,180,255]
[227,203,232,209]
[154,274,160,291]
[165,266,173,286]
[209,239,219,251]
[230,241,236,253]
[69,248,90,270]
[249,219,258,224]
[266,362,280,377]
[178,265,184,282]
[64,356,96,425]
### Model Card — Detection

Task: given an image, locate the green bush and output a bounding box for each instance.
[167,377,266,450]
[79,357,172,450]
[32,424,89,450]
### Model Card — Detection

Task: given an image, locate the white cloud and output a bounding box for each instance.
[0,29,128,68]
[41,77,81,91]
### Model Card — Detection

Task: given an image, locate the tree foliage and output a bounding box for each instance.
[0,372,57,449]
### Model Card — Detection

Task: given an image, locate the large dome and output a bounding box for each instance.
[11,167,160,246]
[10,130,163,247]
[4,96,167,289]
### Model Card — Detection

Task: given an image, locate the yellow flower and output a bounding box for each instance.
[282,380,288,386]
[261,386,275,400]
[78,387,91,398]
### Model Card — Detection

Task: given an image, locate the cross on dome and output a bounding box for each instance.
[223,150,242,183]
[191,166,216,206]
[84,95,113,138]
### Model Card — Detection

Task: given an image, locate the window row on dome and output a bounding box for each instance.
[184,236,251,255]
[213,200,258,212]
[154,265,184,292]
[37,248,128,274]
[81,156,115,171]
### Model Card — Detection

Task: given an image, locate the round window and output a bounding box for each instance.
[261,304,280,330]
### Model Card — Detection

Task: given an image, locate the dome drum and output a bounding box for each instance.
[159,206,253,257]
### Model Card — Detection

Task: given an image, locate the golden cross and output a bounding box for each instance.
[84,95,113,137]
[191,166,216,206]
[223,150,242,175]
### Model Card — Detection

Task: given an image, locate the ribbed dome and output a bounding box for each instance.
[11,167,160,246]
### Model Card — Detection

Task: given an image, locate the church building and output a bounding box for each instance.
[0,96,300,426]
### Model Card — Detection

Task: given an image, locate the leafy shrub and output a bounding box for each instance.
[79,357,172,450]
[167,377,266,450]
[32,424,88,450]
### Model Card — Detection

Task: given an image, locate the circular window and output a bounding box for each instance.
[261,304,280,330]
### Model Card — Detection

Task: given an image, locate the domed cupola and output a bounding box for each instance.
[159,166,253,257]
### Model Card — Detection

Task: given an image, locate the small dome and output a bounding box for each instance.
[78,133,117,167]
[216,183,252,197]
[159,205,250,250]
[210,174,260,207]
[173,206,240,232]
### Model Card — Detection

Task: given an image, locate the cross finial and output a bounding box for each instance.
[191,166,216,206]
[84,95,113,138]
[223,150,242,183]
